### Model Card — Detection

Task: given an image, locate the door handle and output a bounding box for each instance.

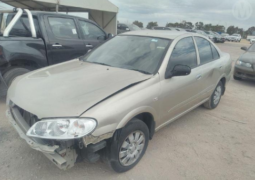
[219,65,223,69]
[52,44,62,47]
[86,44,93,48]
[196,75,202,80]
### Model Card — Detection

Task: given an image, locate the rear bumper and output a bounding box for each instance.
[234,66,255,80]
[6,107,77,170]
[0,72,7,97]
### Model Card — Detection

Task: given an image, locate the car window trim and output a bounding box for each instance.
[78,19,106,40]
[165,36,199,76]
[210,43,220,60]
[194,36,218,66]
[47,16,81,40]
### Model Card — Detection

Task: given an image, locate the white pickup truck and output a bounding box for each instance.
[225,34,242,42]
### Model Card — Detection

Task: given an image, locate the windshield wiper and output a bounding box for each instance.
[128,68,152,75]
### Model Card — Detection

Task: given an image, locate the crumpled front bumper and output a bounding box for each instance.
[6,107,77,170]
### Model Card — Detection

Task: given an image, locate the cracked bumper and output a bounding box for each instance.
[6,108,77,170]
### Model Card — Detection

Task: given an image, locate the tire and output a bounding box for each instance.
[233,75,241,81]
[203,81,223,109]
[108,119,149,173]
[3,67,30,87]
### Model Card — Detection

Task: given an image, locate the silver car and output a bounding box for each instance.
[6,30,232,172]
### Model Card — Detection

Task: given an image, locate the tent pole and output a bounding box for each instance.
[56,0,60,13]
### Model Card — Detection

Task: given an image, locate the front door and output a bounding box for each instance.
[78,20,107,53]
[158,37,204,127]
[44,16,85,65]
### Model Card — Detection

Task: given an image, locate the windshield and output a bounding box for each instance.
[82,36,171,74]
[248,43,255,52]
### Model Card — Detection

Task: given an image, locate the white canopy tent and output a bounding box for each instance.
[1,0,118,34]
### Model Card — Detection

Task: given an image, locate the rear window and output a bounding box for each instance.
[6,15,40,37]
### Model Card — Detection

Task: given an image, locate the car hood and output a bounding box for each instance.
[8,59,152,118]
[240,52,255,64]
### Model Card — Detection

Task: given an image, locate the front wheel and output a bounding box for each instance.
[109,119,149,173]
[204,81,223,109]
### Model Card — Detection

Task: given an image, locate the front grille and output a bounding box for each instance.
[15,106,39,127]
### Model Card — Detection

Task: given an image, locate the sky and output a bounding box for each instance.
[0,0,254,30]
[109,0,255,30]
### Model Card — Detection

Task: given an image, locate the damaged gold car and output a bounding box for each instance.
[6,31,232,172]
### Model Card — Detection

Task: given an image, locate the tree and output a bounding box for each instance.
[146,22,158,29]
[227,26,243,35]
[185,22,194,29]
[133,20,143,28]
[195,22,204,30]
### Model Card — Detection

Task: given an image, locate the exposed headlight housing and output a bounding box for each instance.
[236,60,252,68]
[26,118,97,140]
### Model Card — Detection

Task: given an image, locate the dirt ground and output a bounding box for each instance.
[0,40,255,180]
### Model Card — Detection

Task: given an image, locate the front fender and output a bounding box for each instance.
[116,106,159,129]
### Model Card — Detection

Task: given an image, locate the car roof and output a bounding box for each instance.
[121,30,192,39]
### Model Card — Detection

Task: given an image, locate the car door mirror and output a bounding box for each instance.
[241,46,248,51]
[166,65,191,79]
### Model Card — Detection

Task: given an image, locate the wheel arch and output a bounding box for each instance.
[219,76,226,95]
[116,106,158,140]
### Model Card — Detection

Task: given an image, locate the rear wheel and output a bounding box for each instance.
[108,119,149,173]
[204,81,223,109]
[3,67,30,87]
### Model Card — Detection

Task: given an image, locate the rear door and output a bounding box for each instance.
[44,15,85,65]
[77,20,107,53]
[193,36,223,99]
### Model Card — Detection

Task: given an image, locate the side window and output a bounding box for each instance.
[194,37,213,64]
[48,17,78,39]
[167,37,197,71]
[79,21,105,40]
[7,16,40,37]
[210,44,220,60]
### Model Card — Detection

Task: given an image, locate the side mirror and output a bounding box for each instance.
[107,33,113,39]
[241,46,248,51]
[165,65,191,79]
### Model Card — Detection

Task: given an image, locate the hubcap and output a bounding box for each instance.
[119,131,145,166]
[213,85,222,105]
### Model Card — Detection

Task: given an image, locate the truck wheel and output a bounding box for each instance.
[233,75,241,81]
[109,119,149,173]
[3,67,30,87]
[203,81,223,109]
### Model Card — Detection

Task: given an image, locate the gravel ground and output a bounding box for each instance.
[0,40,255,180]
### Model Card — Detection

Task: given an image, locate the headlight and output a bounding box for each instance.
[26,118,97,140]
[236,60,252,68]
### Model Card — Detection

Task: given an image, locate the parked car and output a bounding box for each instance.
[6,30,232,172]
[185,29,196,33]
[221,33,229,37]
[250,38,255,44]
[195,30,209,37]
[225,34,241,42]
[117,23,141,34]
[234,43,255,80]
[247,35,255,41]
[0,9,112,96]
[212,32,225,43]
[152,26,175,30]
[204,31,216,41]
